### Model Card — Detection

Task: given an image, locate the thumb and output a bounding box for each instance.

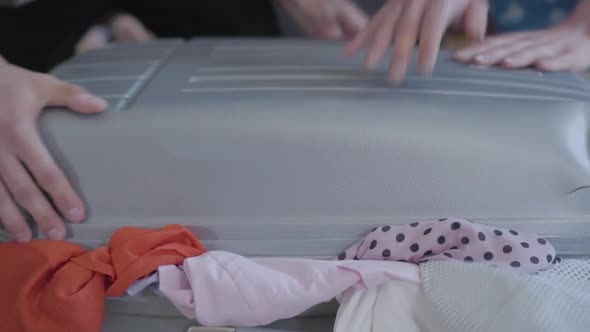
[464,0,489,42]
[41,75,108,114]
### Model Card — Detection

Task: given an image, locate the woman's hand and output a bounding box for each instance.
[344,0,489,83]
[0,62,107,242]
[454,0,590,72]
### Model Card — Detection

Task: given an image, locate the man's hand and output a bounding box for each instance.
[279,0,368,40]
[344,0,489,83]
[0,63,107,242]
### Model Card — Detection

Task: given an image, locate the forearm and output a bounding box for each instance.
[0,54,6,66]
[564,0,590,30]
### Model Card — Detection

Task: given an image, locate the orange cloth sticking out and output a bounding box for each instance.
[0,224,206,332]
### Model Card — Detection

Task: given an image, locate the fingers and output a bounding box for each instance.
[38,75,107,113]
[471,37,547,65]
[417,0,451,75]
[454,31,528,62]
[344,7,387,57]
[364,2,402,69]
[0,147,66,240]
[337,1,369,39]
[389,0,428,82]
[502,39,568,68]
[464,0,489,42]
[17,130,85,224]
[0,178,31,242]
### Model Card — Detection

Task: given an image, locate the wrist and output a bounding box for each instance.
[561,0,590,33]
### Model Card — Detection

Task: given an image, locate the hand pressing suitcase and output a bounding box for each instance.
[1,38,589,331]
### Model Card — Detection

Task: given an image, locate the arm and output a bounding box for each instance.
[0,60,108,242]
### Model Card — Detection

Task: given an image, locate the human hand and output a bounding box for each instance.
[344,0,489,83]
[0,62,107,242]
[454,1,590,72]
[279,0,368,40]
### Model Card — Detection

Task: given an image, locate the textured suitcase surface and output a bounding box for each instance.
[18,38,590,255]
[1,38,589,331]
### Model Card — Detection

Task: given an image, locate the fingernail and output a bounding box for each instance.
[68,207,83,221]
[80,93,108,109]
[15,232,30,243]
[387,76,402,86]
[419,63,434,76]
[503,57,515,67]
[454,50,467,59]
[475,54,487,63]
[479,26,486,42]
[48,228,64,240]
[366,56,377,70]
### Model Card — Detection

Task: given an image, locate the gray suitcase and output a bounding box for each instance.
[2,38,590,331]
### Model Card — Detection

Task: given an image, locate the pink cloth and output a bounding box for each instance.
[158,251,420,327]
[340,218,556,273]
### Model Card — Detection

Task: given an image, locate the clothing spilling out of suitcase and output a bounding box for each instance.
[1,1,590,332]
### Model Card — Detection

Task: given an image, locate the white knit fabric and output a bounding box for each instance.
[536,258,590,281]
[420,260,590,332]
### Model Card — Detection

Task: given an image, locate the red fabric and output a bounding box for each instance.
[0,225,206,332]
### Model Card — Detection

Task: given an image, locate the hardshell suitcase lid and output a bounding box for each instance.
[1,38,589,257]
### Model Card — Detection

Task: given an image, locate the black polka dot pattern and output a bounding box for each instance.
[396,233,405,243]
[341,219,556,274]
